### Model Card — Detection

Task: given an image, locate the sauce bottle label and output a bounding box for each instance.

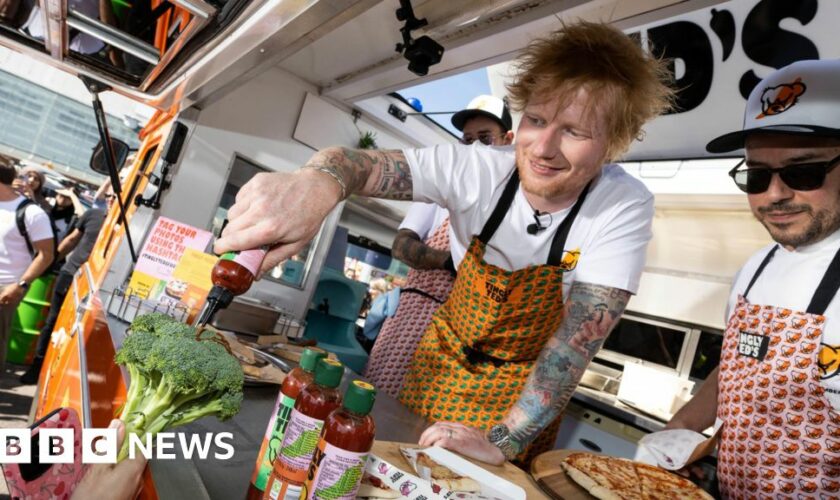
[252,393,296,490]
[221,248,267,276]
[273,408,325,486]
[301,440,368,500]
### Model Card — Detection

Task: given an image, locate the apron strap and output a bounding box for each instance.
[807,244,840,315]
[546,181,592,266]
[742,245,779,299]
[478,170,520,244]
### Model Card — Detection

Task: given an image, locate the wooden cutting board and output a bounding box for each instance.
[530,450,596,499]
[372,441,549,499]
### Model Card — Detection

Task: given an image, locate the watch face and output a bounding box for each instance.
[488,423,508,441]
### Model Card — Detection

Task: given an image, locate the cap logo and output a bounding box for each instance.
[756,77,806,119]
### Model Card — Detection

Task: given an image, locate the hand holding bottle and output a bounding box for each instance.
[214,169,343,276]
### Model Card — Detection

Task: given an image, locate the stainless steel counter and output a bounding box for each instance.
[571,386,667,433]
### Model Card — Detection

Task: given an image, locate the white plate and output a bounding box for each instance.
[422,447,526,500]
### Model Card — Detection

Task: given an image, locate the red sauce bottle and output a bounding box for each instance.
[246,348,326,500]
[262,358,344,500]
[301,380,376,500]
[195,249,267,327]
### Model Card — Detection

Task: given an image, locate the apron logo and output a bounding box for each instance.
[738,331,770,361]
[485,282,511,303]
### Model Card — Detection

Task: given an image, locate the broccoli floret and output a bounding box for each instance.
[127,312,176,335]
[115,315,244,461]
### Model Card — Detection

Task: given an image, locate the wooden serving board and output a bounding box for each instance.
[530,450,596,499]
[372,441,549,499]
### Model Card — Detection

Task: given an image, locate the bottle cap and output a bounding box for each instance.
[344,380,376,415]
[314,358,343,388]
[300,348,327,372]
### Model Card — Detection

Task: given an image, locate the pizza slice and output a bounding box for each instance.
[414,451,482,492]
[561,453,643,500]
[356,473,400,499]
[634,461,713,500]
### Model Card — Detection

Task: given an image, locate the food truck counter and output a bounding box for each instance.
[102,299,430,499]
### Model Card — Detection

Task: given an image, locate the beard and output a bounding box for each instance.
[755,201,840,248]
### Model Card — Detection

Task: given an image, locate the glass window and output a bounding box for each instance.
[213,155,315,288]
[601,317,687,369]
[689,330,723,381]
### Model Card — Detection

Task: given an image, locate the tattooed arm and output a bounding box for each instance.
[391,229,450,270]
[503,282,631,454]
[303,147,413,200]
[214,147,414,273]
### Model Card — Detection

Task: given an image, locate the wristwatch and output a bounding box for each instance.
[487,423,518,461]
[17,280,29,290]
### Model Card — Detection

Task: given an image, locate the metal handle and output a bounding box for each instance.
[579,439,602,452]
[66,9,160,64]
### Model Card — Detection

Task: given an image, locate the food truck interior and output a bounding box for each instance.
[0,0,836,497]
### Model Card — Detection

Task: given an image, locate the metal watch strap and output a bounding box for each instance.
[487,423,518,461]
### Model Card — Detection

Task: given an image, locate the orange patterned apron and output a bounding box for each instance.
[717,245,840,498]
[399,170,590,462]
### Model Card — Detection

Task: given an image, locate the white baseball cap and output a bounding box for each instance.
[707,59,840,153]
[451,95,513,132]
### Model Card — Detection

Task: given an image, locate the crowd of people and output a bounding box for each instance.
[0,155,112,379]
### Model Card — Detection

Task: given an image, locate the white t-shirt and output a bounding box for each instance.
[727,228,840,410]
[399,202,449,241]
[0,197,53,285]
[403,144,655,295]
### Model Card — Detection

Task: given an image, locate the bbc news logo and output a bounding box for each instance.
[2,430,235,464]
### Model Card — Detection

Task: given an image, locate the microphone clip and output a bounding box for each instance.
[526,209,552,235]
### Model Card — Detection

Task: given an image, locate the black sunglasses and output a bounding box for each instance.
[728,153,840,194]
[461,132,504,146]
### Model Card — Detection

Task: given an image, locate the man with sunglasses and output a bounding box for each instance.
[364,95,514,399]
[666,59,840,497]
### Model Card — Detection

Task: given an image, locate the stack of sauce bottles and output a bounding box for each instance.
[301,380,377,500]
[263,358,345,499]
[246,348,327,499]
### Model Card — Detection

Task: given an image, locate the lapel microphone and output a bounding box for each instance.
[527,209,552,235]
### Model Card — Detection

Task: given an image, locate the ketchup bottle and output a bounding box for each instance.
[195,248,267,327]
[263,358,344,500]
[301,380,376,500]
[246,348,327,500]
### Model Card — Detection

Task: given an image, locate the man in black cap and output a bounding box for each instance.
[363,95,514,398]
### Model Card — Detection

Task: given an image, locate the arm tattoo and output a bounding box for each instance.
[304,147,413,200]
[391,229,450,270]
[503,282,631,452]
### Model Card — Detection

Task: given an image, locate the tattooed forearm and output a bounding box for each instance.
[392,229,450,270]
[303,147,413,200]
[503,282,631,453]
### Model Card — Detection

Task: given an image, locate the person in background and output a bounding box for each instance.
[0,162,53,372]
[19,188,110,384]
[364,95,514,399]
[215,21,673,465]
[13,167,50,212]
[665,60,840,497]
[50,187,87,242]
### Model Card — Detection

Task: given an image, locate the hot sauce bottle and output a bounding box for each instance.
[263,358,344,500]
[301,380,377,500]
[194,248,268,327]
[246,348,327,500]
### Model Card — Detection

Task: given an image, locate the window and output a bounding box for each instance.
[600,316,688,370]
